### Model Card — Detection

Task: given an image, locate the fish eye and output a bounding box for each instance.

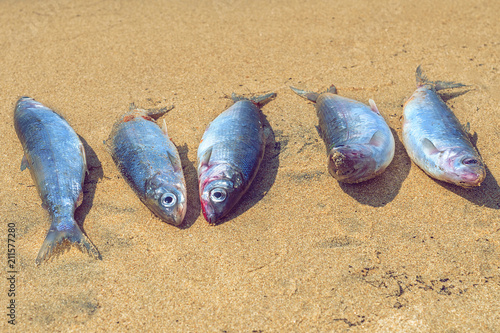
[210,188,227,203]
[462,158,478,165]
[160,192,177,207]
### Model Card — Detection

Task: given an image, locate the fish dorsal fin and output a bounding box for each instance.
[368,99,380,115]
[368,130,384,147]
[162,119,168,136]
[422,138,440,155]
[20,154,29,171]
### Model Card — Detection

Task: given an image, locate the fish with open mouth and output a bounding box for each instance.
[107,105,186,226]
[291,85,395,183]
[14,97,101,265]
[402,66,485,187]
[197,93,275,225]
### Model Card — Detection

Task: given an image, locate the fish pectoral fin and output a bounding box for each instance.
[369,130,385,147]
[421,138,440,155]
[167,151,182,172]
[79,143,89,175]
[20,154,29,171]
[199,147,213,167]
[368,99,381,115]
[462,122,473,139]
[77,191,84,207]
[162,119,168,136]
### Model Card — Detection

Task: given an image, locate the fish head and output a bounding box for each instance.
[327,144,378,183]
[437,148,485,187]
[144,172,186,226]
[199,163,245,224]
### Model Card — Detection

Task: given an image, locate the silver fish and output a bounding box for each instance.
[291,86,395,183]
[197,93,275,224]
[14,97,101,265]
[402,66,485,187]
[107,106,186,225]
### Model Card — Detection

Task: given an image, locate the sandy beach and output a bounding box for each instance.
[1,0,499,331]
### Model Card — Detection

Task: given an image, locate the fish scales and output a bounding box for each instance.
[111,116,178,193]
[198,100,264,181]
[402,66,485,187]
[197,93,275,224]
[14,97,100,265]
[107,108,186,226]
[291,86,394,183]
[317,95,388,150]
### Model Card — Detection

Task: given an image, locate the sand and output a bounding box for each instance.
[1,0,499,331]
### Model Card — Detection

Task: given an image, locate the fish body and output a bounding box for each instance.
[14,97,100,265]
[402,66,485,187]
[197,93,275,224]
[107,107,186,225]
[291,86,395,183]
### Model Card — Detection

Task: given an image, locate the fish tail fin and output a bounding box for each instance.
[144,105,175,119]
[290,85,338,102]
[127,103,175,120]
[231,92,276,107]
[290,86,320,102]
[36,219,101,265]
[416,65,467,91]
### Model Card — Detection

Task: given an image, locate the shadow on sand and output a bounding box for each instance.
[433,165,500,209]
[177,144,202,229]
[73,136,103,258]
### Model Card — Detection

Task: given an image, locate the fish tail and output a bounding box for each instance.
[290,85,337,103]
[290,86,320,102]
[416,65,467,91]
[36,219,101,265]
[231,92,276,106]
[126,104,175,120]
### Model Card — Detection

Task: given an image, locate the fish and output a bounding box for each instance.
[290,85,395,183]
[401,66,485,187]
[197,92,275,225]
[13,97,101,265]
[107,105,186,226]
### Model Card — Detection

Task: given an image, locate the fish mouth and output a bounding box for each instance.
[148,203,186,226]
[200,200,218,225]
[457,171,485,187]
[328,146,377,183]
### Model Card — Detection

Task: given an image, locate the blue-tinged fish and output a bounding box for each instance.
[402,66,485,187]
[291,85,395,183]
[14,97,101,265]
[197,93,275,225]
[107,106,186,226]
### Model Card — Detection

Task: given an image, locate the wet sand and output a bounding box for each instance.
[1,0,499,331]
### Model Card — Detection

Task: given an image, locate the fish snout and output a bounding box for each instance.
[458,170,485,187]
[328,147,377,183]
[200,200,219,225]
